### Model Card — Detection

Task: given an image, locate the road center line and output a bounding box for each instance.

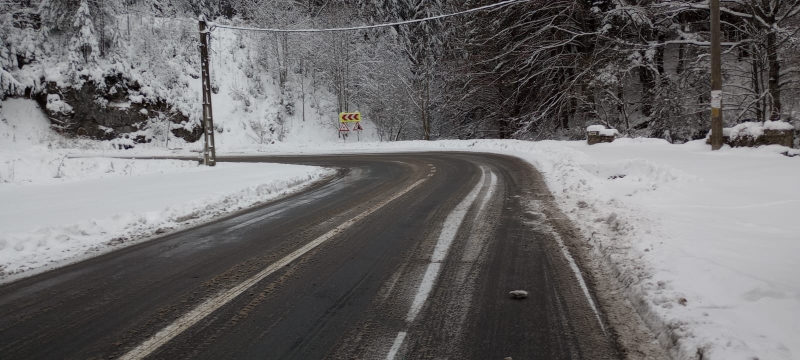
[386,168,490,359]
[407,168,493,321]
[386,331,407,360]
[408,168,485,322]
[428,168,487,265]
[476,172,497,216]
[119,178,427,360]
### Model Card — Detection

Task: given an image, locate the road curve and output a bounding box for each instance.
[0,152,622,359]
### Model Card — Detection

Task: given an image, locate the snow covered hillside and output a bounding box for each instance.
[197,26,380,146]
[2,6,380,148]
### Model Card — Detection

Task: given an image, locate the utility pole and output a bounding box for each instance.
[709,0,724,150]
[198,15,217,166]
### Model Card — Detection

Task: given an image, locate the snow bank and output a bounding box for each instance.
[229,138,798,360]
[554,139,799,360]
[1,99,335,283]
[728,120,795,140]
[0,98,57,150]
[0,161,333,281]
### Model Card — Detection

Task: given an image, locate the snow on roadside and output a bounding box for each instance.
[210,138,798,360]
[1,98,336,282]
[0,161,333,282]
[1,150,200,185]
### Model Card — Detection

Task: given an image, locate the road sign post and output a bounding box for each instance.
[352,121,363,141]
[338,122,350,142]
[339,112,361,142]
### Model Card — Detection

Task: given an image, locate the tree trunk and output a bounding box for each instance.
[766,29,781,119]
[617,84,628,130]
[656,34,666,84]
[639,51,655,117]
[751,51,763,121]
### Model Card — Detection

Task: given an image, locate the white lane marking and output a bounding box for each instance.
[462,172,499,263]
[405,263,441,322]
[551,230,607,335]
[476,172,497,216]
[120,179,427,360]
[407,168,487,323]
[386,169,490,359]
[386,331,407,360]
[430,168,487,263]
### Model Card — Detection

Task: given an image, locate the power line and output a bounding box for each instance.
[212,0,529,33]
[124,8,196,24]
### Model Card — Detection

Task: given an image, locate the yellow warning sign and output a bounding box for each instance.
[339,112,361,123]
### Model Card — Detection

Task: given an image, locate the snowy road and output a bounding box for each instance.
[0,153,659,359]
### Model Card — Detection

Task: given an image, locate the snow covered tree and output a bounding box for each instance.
[68,0,100,69]
[39,0,75,32]
[0,6,26,101]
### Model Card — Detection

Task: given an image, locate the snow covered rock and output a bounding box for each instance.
[586,124,619,145]
[712,121,796,148]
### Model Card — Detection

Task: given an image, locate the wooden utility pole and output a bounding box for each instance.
[709,0,724,150]
[198,15,217,166]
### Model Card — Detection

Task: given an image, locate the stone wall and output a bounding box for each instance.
[587,132,616,145]
[706,129,795,148]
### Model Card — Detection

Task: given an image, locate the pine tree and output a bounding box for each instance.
[68,0,100,72]
[39,0,74,32]
[0,12,21,101]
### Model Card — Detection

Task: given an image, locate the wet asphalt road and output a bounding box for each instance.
[0,152,621,359]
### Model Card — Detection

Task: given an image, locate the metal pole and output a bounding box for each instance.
[710,0,724,150]
[198,15,217,166]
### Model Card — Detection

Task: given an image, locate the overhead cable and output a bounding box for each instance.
[212,0,529,33]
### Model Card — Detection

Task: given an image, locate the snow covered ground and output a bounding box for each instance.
[0,99,334,282]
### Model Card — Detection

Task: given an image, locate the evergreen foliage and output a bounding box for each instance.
[69,0,99,67]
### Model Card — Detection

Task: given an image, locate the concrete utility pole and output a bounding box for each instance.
[199,15,217,166]
[709,0,724,150]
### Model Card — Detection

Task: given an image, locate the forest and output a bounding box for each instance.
[2,0,800,144]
